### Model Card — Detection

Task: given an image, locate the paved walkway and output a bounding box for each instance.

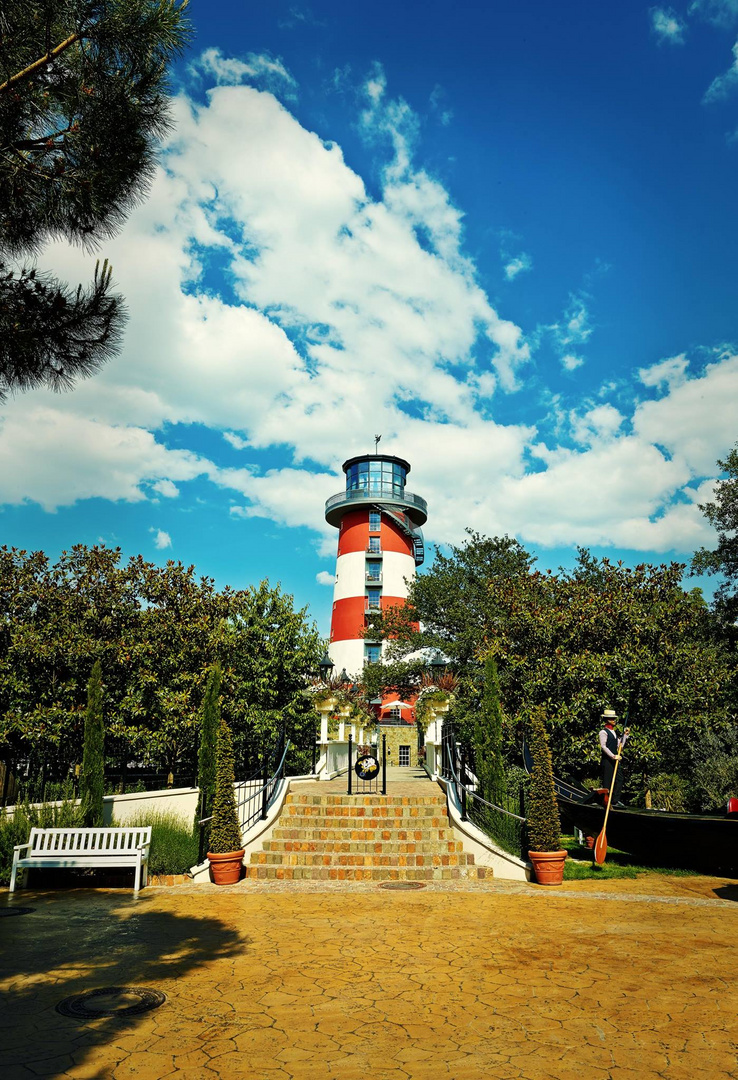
[2,872,737,1079]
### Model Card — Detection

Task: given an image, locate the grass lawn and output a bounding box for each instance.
[561,834,698,880]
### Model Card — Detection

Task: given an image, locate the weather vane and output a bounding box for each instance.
[374,434,381,454]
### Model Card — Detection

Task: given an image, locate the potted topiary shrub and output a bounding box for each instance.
[207,717,244,885]
[526,707,567,885]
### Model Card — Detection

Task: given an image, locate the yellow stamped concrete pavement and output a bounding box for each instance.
[1,876,737,1080]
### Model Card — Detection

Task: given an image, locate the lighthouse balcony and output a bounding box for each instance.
[365,571,382,584]
[324,487,427,528]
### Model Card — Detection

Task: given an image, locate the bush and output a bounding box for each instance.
[648,773,692,813]
[209,718,242,854]
[126,810,198,876]
[526,707,562,852]
[0,787,81,885]
[689,726,738,812]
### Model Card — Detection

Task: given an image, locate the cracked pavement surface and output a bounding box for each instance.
[1,876,737,1079]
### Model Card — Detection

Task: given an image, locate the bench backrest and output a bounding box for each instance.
[28,827,152,854]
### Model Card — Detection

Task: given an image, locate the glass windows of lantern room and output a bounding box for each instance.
[369,511,381,532]
[346,460,406,496]
[365,643,381,664]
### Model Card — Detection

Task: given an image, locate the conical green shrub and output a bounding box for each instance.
[474,655,507,804]
[196,661,221,821]
[208,717,242,854]
[79,660,105,827]
[526,707,562,852]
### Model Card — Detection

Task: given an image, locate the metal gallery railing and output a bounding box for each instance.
[440,719,528,859]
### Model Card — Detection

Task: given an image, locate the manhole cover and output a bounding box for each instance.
[56,987,166,1019]
[0,906,35,918]
[378,881,426,890]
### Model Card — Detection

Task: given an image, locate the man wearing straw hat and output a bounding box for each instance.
[599,708,630,806]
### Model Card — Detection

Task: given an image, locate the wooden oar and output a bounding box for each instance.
[594,744,624,866]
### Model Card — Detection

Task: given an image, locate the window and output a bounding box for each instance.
[389,706,401,720]
[398,745,410,767]
[366,588,381,610]
[364,644,381,664]
[366,561,382,582]
[367,536,381,554]
[369,511,381,532]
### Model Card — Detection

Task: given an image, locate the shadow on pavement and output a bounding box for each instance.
[0,889,245,1078]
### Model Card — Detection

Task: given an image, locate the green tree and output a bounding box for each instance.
[0,0,192,399]
[369,534,734,794]
[474,655,506,803]
[197,661,221,820]
[692,444,738,624]
[79,659,104,826]
[0,545,322,781]
[208,717,242,854]
[526,707,561,853]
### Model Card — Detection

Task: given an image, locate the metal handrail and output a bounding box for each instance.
[325,488,428,514]
[441,720,527,856]
[197,735,297,864]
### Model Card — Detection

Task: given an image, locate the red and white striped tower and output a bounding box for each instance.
[324,453,428,678]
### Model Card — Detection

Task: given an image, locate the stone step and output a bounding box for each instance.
[280,807,445,820]
[250,851,476,868]
[271,827,457,842]
[284,794,447,808]
[263,839,466,854]
[243,864,491,881]
[278,812,450,829]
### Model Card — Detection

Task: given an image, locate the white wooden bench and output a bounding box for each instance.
[10,827,152,894]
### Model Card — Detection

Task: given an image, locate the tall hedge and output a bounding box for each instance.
[526,707,562,853]
[474,655,507,803]
[208,717,242,854]
[197,661,221,820]
[79,660,105,827]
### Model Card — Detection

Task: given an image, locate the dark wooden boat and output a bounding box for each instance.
[554,774,738,874]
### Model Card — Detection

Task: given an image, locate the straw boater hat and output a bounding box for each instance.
[601,708,618,722]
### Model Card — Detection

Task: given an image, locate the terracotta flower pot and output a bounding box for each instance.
[207,849,245,885]
[528,849,567,886]
[584,835,595,849]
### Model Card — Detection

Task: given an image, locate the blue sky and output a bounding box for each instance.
[2,1,738,636]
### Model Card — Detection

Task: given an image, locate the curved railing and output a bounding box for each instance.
[440,720,528,859]
[197,731,316,863]
[324,487,428,525]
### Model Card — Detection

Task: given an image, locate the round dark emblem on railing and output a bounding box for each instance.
[56,987,166,1019]
[355,753,380,780]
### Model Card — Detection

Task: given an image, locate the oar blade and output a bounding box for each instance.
[593,828,607,865]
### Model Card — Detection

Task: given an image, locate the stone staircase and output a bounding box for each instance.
[244,789,491,881]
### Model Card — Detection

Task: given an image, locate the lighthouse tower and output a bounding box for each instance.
[324,453,428,677]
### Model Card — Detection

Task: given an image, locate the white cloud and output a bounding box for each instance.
[703,38,738,102]
[151,529,172,550]
[2,55,732,561]
[316,570,335,586]
[561,354,584,372]
[152,479,180,498]
[223,431,249,450]
[190,47,297,99]
[504,253,533,281]
[639,353,689,389]
[650,7,687,44]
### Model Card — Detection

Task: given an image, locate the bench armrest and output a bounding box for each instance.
[12,841,32,855]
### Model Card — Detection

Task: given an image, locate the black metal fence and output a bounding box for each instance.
[440,719,528,859]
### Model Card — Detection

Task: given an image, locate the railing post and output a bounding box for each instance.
[460,744,468,822]
[347,734,353,795]
[312,738,317,775]
[381,734,387,795]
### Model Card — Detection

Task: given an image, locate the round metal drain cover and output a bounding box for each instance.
[378,881,426,890]
[56,987,166,1019]
[0,906,35,918]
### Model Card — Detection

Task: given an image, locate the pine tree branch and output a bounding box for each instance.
[0,32,81,96]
